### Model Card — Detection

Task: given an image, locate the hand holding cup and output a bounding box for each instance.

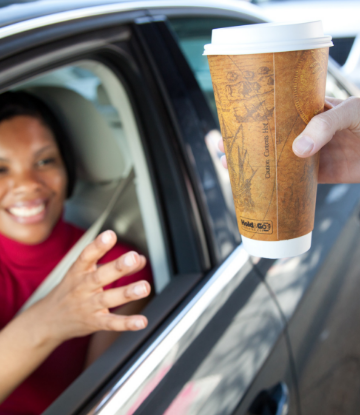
[204,21,333,258]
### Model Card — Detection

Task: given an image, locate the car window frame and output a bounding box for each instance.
[135,18,242,264]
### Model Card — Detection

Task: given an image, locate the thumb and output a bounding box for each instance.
[292,97,360,158]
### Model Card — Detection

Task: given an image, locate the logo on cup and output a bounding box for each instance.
[240,217,273,234]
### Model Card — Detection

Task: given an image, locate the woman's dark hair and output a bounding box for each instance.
[0,91,76,198]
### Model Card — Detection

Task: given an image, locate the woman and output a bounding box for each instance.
[0,91,152,414]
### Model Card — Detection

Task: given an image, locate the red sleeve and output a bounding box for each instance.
[98,242,153,290]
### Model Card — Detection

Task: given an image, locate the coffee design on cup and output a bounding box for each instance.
[209,54,277,234]
[208,50,328,242]
[227,71,239,82]
[294,49,328,124]
[226,124,258,213]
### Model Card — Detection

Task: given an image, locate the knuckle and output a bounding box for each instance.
[91,270,103,286]
[79,250,89,264]
[123,286,134,300]
[347,96,360,106]
[115,257,123,271]
[347,96,360,116]
[125,317,135,331]
[104,317,120,331]
[311,115,333,136]
[97,292,108,309]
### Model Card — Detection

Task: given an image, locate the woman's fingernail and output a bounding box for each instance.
[293,135,314,155]
[221,155,227,168]
[124,252,137,267]
[133,283,146,296]
[133,319,145,329]
[101,231,112,244]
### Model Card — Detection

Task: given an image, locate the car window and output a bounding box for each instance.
[18,61,171,293]
[169,17,251,123]
[326,70,350,100]
[168,18,254,222]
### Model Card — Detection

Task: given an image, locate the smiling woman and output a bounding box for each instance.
[0,92,72,244]
[0,91,153,414]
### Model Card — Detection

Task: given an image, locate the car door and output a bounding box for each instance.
[162,8,360,414]
[162,4,360,414]
[257,172,360,413]
[0,5,296,415]
[52,13,296,415]
[245,53,360,415]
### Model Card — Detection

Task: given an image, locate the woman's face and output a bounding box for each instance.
[0,115,67,244]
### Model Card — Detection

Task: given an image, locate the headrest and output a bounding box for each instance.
[26,86,125,183]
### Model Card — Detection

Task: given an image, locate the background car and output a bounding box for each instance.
[1,1,360,415]
[253,0,360,87]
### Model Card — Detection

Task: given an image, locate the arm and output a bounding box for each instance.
[0,302,61,402]
[0,230,151,403]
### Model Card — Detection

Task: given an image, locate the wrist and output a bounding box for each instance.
[18,300,63,351]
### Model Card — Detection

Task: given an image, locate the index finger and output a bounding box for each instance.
[89,252,146,289]
[325,96,344,108]
[72,230,117,273]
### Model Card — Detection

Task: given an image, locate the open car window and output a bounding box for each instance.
[18,61,171,293]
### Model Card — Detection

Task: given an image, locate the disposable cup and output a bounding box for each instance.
[204,21,333,258]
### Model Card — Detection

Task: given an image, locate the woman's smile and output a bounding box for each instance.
[6,198,48,224]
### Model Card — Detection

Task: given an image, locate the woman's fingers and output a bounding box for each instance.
[100,314,148,331]
[218,137,229,169]
[94,281,151,310]
[220,155,228,169]
[218,137,225,153]
[89,251,146,288]
[72,231,117,274]
[292,97,360,158]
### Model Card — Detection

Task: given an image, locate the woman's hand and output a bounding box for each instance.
[218,96,360,184]
[36,230,150,344]
[0,230,150,402]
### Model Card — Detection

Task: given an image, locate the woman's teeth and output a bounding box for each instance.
[9,204,45,218]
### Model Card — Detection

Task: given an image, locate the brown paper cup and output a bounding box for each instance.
[204,22,332,258]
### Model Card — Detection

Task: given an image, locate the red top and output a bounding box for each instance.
[0,218,152,415]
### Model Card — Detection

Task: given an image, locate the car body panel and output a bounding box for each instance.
[256,183,360,414]
[81,246,294,415]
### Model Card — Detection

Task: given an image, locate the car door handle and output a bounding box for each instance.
[247,382,289,415]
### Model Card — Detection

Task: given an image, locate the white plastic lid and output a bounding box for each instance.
[203,21,333,55]
[241,232,312,259]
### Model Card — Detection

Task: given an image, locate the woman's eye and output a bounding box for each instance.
[37,158,56,167]
[0,166,8,174]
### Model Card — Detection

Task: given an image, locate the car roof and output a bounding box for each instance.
[0,0,268,32]
[0,0,129,27]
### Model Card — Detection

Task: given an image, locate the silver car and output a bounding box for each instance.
[0,1,359,414]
